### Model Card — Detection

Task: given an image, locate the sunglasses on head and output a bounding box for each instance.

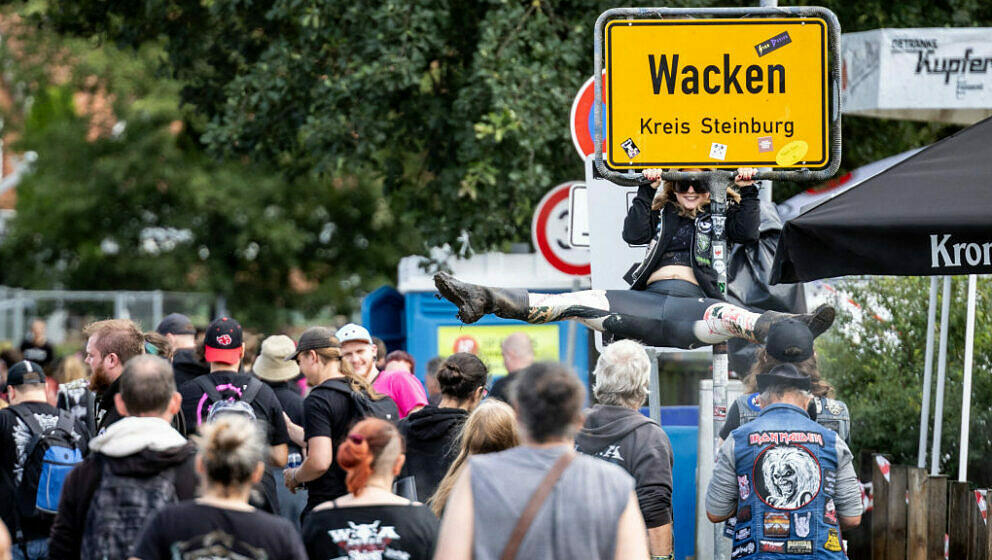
[674,180,708,194]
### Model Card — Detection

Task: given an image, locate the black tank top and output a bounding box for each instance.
[659,216,693,267]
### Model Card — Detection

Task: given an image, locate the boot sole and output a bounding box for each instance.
[807,304,836,338]
[433,273,484,324]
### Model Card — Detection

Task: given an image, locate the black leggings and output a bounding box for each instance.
[600,280,723,349]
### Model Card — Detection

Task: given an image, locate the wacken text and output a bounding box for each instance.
[638,116,795,137]
[930,234,992,268]
[648,54,786,95]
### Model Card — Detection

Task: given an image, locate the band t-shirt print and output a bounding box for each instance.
[301,503,439,560]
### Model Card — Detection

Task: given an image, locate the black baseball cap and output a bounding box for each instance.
[756,363,812,392]
[7,360,46,386]
[765,318,814,363]
[156,313,196,336]
[205,317,243,365]
[285,327,339,361]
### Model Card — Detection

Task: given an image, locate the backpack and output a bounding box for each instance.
[193,376,264,425]
[81,457,180,560]
[10,407,84,518]
[56,379,97,436]
[316,379,399,424]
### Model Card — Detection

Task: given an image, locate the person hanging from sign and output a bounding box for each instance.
[434,168,835,349]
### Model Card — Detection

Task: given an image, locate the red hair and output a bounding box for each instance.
[335,418,402,496]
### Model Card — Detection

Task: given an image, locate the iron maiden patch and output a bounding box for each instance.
[737,505,752,523]
[763,512,790,538]
[731,539,756,559]
[754,445,822,510]
[787,540,813,554]
[824,528,842,552]
[738,474,751,500]
[793,511,812,538]
[760,540,785,553]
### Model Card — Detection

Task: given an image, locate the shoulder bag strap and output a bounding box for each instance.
[193,376,225,403]
[499,450,577,560]
[85,391,97,436]
[241,378,264,405]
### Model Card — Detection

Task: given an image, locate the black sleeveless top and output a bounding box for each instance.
[658,215,693,267]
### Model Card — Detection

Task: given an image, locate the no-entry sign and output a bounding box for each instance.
[605,18,829,170]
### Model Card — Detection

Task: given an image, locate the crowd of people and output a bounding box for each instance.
[0,307,861,560]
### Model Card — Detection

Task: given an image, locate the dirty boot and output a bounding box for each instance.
[753,304,836,343]
[434,272,529,324]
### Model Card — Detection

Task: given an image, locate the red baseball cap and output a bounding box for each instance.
[204,317,243,365]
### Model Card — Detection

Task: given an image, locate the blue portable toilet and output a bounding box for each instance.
[362,251,591,387]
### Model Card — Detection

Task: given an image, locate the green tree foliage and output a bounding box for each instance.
[34,0,992,249]
[818,277,992,485]
[0,18,413,328]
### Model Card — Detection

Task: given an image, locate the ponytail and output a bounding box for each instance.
[335,418,403,496]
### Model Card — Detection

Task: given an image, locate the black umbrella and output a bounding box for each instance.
[771,115,992,284]
[770,115,992,483]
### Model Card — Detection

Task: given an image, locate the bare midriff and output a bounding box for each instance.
[647,265,698,286]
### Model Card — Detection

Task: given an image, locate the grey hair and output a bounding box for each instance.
[758,384,812,406]
[593,340,651,409]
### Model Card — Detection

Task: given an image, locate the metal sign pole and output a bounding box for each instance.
[917,276,939,468]
[707,173,733,560]
[930,276,952,475]
[957,274,977,482]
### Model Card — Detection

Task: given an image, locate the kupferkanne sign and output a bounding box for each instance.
[605,18,829,170]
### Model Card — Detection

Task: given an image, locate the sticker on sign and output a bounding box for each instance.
[604,18,829,169]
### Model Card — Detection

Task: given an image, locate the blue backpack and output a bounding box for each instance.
[10,407,84,517]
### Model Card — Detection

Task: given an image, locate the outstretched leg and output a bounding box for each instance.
[434,272,834,349]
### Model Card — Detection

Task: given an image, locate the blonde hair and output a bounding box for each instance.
[54,355,88,384]
[195,415,266,491]
[652,176,741,215]
[428,400,520,516]
[314,345,387,400]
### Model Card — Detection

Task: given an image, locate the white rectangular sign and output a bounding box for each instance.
[568,184,590,248]
[842,27,992,124]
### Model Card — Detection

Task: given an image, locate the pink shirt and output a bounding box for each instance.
[373,369,429,418]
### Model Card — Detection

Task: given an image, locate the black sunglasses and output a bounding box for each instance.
[674,180,708,194]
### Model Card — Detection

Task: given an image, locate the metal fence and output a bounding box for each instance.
[0,286,219,347]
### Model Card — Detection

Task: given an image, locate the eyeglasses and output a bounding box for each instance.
[674,180,708,194]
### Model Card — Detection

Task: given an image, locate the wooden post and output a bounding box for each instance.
[984,490,992,560]
[927,476,948,560]
[949,482,971,558]
[887,465,908,560]
[906,468,928,560]
[970,488,989,560]
[872,455,889,560]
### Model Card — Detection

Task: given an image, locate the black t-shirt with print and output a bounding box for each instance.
[302,379,356,506]
[19,341,54,369]
[302,503,439,560]
[0,401,89,540]
[131,501,307,560]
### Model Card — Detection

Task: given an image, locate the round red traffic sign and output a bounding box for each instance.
[531,183,591,276]
[569,75,606,161]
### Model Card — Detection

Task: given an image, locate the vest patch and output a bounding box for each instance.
[824,528,842,552]
[823,468,836,496]
[827,399,844,416]
[824,499,838,525]
[787,540,813,554]
[760,540,785,553]
[748,431,825,447]
[746,393,761,412]
[793,511,812,538]
[754,445,821,510]
[724,515,737,539]
[737,505,752,523]
[731,539,756,559]
[735,526,752,540]
[738,474,751,500]
[763,512,790,537]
